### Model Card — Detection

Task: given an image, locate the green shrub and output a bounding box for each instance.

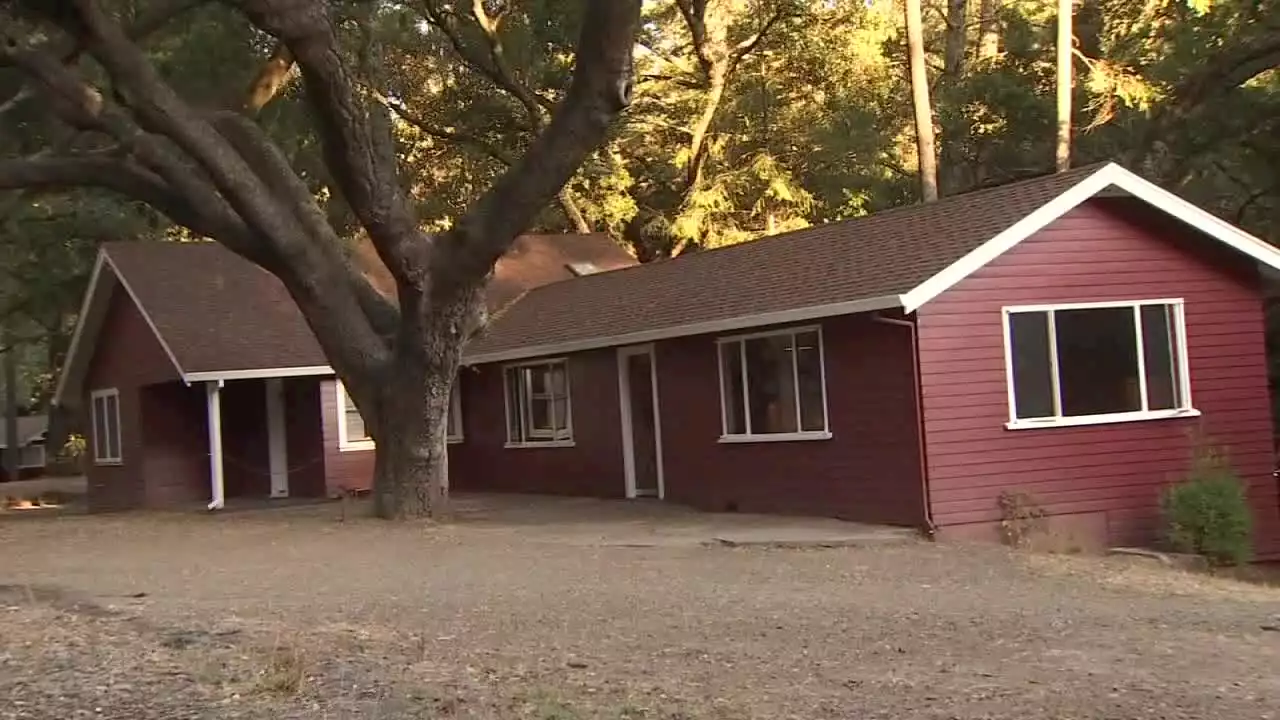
[1161,442,1253,566]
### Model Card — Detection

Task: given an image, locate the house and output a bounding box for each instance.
[52,234,636,511]
[54,163,1280,559]
[0,415,48,481]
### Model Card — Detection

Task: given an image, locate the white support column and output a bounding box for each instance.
[206,381,225,510]
[266,378,289,498]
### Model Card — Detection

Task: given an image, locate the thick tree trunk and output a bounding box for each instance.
[1055,0,1073,172]
[943,0,967,78]
[905,0,939,202]
[370,359,455,519]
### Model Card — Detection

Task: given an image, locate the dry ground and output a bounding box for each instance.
[1,497,1278,720]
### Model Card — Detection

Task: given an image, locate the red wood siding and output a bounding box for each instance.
[284,378,327,497]
[450,350,626,497]
[318,378,375,496]
[656,314,927,525]
[83,284,182,511]
[917,199,1280,558]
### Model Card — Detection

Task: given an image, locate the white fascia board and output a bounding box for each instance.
[184,365,335,383]
[900,163,1280,313]
[463,294,902,365]
[52,251,110,407]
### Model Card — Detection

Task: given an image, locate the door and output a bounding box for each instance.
[618,345,664,499]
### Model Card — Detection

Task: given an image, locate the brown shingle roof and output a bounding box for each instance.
[466,164,1107,359]
[102,234,636,375]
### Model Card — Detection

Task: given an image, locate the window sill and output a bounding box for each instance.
[718,431,832,444]
[1005,408,1201,431]
[504,440,576,449]
[93,459,123,466]
[339,438,464,453]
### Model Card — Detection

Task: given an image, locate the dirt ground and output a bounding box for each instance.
[1,497,1278,720]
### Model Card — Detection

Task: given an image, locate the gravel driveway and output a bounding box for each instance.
[1,498,1278,719]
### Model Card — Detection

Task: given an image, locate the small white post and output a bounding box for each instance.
[206,381,225,510]
[266,378,288,498]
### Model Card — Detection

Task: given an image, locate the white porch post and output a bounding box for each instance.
[206,381,225,510]
[266,378,289,498]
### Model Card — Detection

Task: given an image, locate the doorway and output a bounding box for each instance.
[618,345,664,499]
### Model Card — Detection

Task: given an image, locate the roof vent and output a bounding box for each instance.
[565,261,600,276]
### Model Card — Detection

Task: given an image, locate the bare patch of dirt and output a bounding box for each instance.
[1,503,1278,719]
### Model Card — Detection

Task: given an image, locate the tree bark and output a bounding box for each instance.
[905,0,939,202]
[3,326,19,481]
[943,0,967,78]
[1055,0,1073,172]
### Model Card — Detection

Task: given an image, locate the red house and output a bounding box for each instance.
[55,163,1280,559]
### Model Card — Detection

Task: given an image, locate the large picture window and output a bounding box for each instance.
[717,326,829,441]
[504,359,572,445]
[90,388,122,464]
[1003,299,1195,428]
[337,380,462,450]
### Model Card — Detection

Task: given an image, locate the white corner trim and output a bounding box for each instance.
[900,163,1280,313]
[465,295,901,365]
[53,252,110,407]
[718,431,833,444]
[186,366,334,383]
[1005,408,1201,431]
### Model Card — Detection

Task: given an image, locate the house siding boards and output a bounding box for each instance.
[917,199,1280,558]
[656,315,927,525]
[451,350,626,498]
[139,383,208,506]
[83,285,182,511]
[284,378,328,498]
[319,378,376,497]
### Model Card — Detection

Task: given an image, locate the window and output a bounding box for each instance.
[504,359,572,445]
[1003,299,1195,429]
[90,388,122,464]
[337,380,463,451]
[717,326,830,441]
[19,443,46,469]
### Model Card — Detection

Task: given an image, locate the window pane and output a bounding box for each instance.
[342,388,368,441]
[447,389,459,437]
[720,342,746,434]
[1141,304,1181,410]
[548,365,567,395]
[551,397,570,434]
[1008,312,1055,419]
[744,334,798,434]
[93,397,107,459]
[1056,307,1141,417]
[795,331,825,431]
[105,394,120,459]
[530,397,552,431]
[505,369,524,441]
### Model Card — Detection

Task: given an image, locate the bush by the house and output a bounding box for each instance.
[1160,442,1253,566]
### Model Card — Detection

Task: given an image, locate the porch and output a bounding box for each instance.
[136,376,327,507]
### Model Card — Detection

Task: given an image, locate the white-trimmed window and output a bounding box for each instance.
[717,326,830,441]
[1003,298,1196,429]
[337,380,463,451]
[90,388,122,464]
[504,359,573,445]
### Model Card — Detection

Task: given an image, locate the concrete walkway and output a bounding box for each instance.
[446,493,920,548]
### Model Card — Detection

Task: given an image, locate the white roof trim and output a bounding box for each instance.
[900,162,1280,312]
[463,294,901,365]
[52,249,188,407]
[185,366,335,383]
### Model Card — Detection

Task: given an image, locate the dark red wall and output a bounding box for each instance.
[83,282,183,511]
[318,377,375,497]
[284,378,327,497]
[656,315,926,525]
[220,379,270,498]
[139,383,208,506]
[451,350,626,497]
[917,198,1280,559]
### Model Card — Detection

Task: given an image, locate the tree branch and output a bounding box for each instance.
[243,41,295,114]
[238,0,424,285]
[437,0,640,284]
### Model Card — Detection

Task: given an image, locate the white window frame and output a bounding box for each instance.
[336,379,463,452]
[19,443,46,469]
[503,358,574,448]
[715,325,832,443]
[90,388,123,465]
[1001,297,1199,430]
